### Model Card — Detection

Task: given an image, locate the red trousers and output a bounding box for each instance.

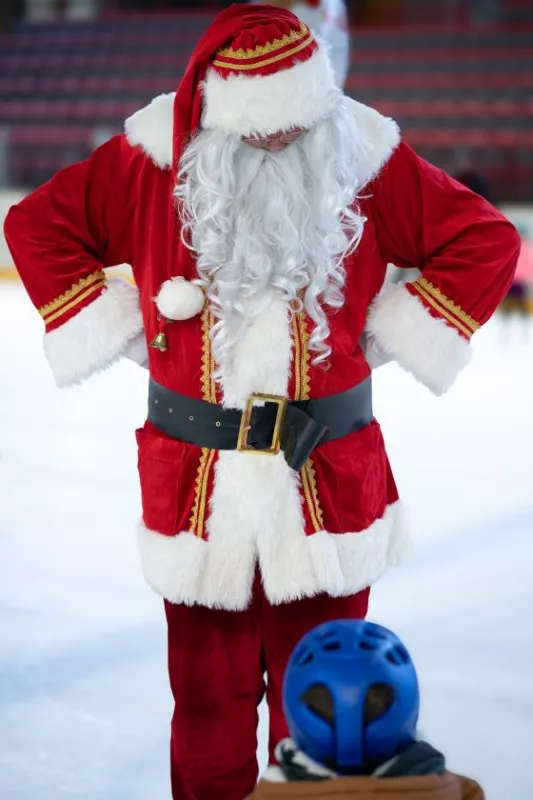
[165,575,369,800]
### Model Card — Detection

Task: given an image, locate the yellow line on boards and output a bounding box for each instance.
[0,268,19,280]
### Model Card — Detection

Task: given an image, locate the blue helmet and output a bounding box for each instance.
[283,619,420,773]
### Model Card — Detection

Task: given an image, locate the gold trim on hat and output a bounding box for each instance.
[216,22,310,61]
[213,34,315,72]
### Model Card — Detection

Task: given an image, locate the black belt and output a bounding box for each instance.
[147,377,373,472]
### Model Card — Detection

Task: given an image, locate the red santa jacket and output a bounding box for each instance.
[4,95,519,610]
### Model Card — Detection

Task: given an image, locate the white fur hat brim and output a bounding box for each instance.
[201,44,339,137]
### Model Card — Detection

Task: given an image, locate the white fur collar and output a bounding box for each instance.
[125,92,176,171]
[125,93,400,190]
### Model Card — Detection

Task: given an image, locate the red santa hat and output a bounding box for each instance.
[172,3,337,171]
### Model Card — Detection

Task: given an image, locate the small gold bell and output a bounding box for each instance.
[150,330,168,352]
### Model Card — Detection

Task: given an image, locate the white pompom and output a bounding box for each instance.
[155,277,205,321]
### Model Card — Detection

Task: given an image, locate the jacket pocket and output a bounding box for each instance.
[310,419,389,533]
[136,424,203,535]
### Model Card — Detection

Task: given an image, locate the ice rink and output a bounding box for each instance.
[1,283,532,799]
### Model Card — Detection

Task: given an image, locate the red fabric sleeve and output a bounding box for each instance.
[4,134,136,332]
[371,142,520,339]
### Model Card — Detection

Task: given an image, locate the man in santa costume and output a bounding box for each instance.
[4,5,519,799]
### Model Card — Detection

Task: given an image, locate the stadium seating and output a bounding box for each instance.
[0,10,531,201]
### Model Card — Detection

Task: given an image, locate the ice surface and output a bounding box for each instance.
[1,285,532,799]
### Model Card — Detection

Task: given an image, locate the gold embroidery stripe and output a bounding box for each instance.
[301,465,315,530]
[200,308,209,401]
[189,447,209,536]
[414,277,480,333]
[208,312,216,404]
[217,23,309,60]
[301,459,324,533]
[298,314,311,402]
[42,280,106,326]
[295,311,323,534]
[293,314,302,401]
[189,307,217,538]
[411,282,474,339]
[39,271,105,318]
[200,307,217,403]
[213,35,314,72]
[189,448,206,534]
[195,448,216,539]
[415,282,476,335]
[308,459,324,531]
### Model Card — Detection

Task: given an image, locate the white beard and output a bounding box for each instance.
[175,98,366,375]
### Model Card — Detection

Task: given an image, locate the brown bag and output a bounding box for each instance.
[249,772,485,800]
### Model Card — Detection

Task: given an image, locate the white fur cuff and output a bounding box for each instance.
[43,278,144,387]
[122,330,149,368]
[360,331,393,370]
[365,282,472,396]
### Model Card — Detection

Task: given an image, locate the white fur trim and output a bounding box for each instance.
[219,293,292,409]
[122,330,149,368]
[43,279,144,388]
[125,92,175,170]
[359,330,393,370]
[155,277,205,321]
[209,449,316,609]
[202,45,338,138]
[137,526,209,607]
[261,498,409,605]
[138,501,407,610]
[345,96,400,189]
[123,92,400,186]
[365,282,472,396]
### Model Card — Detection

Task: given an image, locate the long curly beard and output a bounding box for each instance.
[175,98,366,374]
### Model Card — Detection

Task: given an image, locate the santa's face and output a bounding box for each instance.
[241,128,307,153]
[175,100,365,372]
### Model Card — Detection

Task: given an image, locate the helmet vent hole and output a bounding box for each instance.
[386,645,410,666]
[364,625,387,640]
[323,641,341,652]
[296,648,314,667]
[359,640,377,651]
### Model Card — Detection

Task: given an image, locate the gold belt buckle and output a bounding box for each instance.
[237,393,288,456]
